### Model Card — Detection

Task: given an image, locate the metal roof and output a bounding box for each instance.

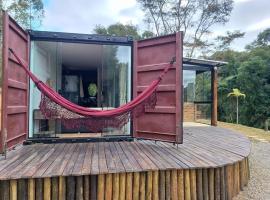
[183,57,227,71]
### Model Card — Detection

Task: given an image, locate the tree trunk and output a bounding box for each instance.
[236,97,239,124]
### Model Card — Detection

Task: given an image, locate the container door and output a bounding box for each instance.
[0,12,29,151]
[133,32,183,143]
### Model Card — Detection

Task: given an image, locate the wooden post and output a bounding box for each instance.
[44,178,51,200]
[146,171,153,200]
[10,180,17,200]
[67,176,75,200]
[214,168,221,200]
[165,170,171,199]
[51,177,59,200]
[76,176,83,200]
[36,178,43,200]
[203,169,209,200]
[159,171,165,200]
[211,67,218,126]
[97,175,105,200]
[184,170,191,200]
[59,176,66,200]
[112,173,120,200]
[28,179,35,200]
[105,174,112,200]
[18,179,27,200]
[0,180,10,200]
[119,173,126,200]
[190,169,197,200]
[177,170,184,200]
[220,167,226,200]
[133,172,140,200]
[209,169,215,200]
[84,176,90,200]
[171,170,178,200]
[126,173,133,200]
[196,169,203,200]
[139,172,146,200]
[153,171,159,200]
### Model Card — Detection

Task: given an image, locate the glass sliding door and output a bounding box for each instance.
[101,45,132,135]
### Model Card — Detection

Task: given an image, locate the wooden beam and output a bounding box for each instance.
[28,179,35,200]
[133,172,140,200]
[112,173,120,200]
[139,172,146,200]
[59,176,66,200]
[211,67,218,126]
[153,171,159,200]
[44,178,51,200]
[10,180,17,200]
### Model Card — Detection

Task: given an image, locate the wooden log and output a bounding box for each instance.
[184,170,191,200]
[119,173,126,200]
[97,174,105,200]
[139,172,146,200]
[190,169,197,200]
[126,173,133,200]
[44,178,51,200]
[59,176,66,200]
[214,168,221,200]
[28,179,35,200]
[10,179,17,200]
[220,167,226,200]
[203,169,209,200]
[196,169,203,200]
[234,163,240,195]
[153,171,159,200]
[67,176,75,200]
[105,174,112,200]
[165,170,171,200]
[51,177,59,200]
[177,170,184,200]
[239,160,245,191]
[171,170,178,200]
[18,179,27,200]
[209,169,215,200]
[0,180,10,200]
[112,173,120,200]
[76,176,83,200]
[226,165,233,200]
[159,171,165,200]
[84,176,90,200]
[133,172,140,200]
[91,176,97,200]
[35,178,43,200]
[146,171,153,200]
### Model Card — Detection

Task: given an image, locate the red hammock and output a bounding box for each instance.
[10,48,174,132]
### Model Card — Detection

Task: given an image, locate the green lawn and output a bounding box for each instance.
[218,121,270,142]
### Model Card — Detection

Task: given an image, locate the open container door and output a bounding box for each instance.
[0,12,29,150]
[133,32,183,143]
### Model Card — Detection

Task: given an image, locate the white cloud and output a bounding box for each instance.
[246,17,270,32]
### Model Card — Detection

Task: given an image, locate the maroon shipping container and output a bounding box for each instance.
[0,11,183,151]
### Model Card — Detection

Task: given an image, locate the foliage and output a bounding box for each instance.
[210,29,270,129]
[227,88,246,98]
[215,30,245,50]
[137,0,234,57]
[2,0,44,29]
[247,28,270,49]
[93,23,155,40]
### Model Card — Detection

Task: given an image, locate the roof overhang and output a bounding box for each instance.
[183,57,227,71]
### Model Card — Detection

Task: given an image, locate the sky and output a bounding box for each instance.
[40,0,270,51]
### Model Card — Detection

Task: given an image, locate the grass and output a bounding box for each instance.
[218,121,270,142]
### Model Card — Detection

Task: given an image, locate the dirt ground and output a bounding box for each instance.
[234,139,270,200]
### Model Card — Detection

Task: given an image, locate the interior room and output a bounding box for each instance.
[29,41,132,138]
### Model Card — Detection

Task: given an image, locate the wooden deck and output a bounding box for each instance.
[0,125,250,180]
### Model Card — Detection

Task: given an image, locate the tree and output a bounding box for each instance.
[215,30,245,50]
[247,28,270,49]
[2,0,44,29]
[227,88,246,124]
[137,0,234,57]
[93,23,155,40]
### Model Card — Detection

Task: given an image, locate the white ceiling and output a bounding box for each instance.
[36,41,103,70]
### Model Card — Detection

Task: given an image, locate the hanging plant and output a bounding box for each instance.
[88,83,97,97]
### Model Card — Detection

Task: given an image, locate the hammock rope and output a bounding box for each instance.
[9,48,175,132]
